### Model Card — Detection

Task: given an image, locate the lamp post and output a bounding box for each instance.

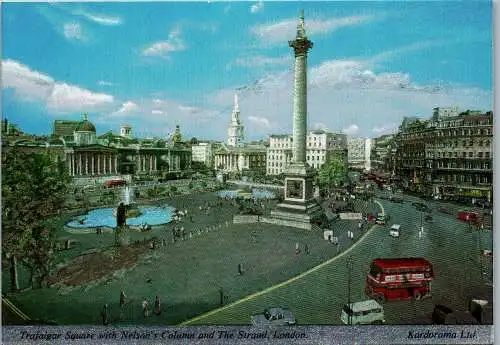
[347,256,353,325]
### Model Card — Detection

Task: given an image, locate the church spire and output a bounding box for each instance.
[231,92,240,121]
[234,93,239,113]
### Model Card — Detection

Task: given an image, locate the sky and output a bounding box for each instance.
[2,1,493,141]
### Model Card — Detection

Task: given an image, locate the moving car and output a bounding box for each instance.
[341,300,385,325]
[412,202,431,213]
[389,196,404,203]
[432,304,479,325]
[375,215,389,225]
[251,308,296,326]
[389,224,401,238]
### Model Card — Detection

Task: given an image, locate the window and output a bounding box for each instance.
[478,152,483,158]
[469,152,473,158]
[485,152,490,158]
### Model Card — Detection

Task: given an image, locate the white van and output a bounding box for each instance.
[341,300,385,325]
[389,224,401,238]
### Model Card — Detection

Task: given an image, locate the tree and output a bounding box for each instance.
[2,150,71,290]
[316,154,348,191]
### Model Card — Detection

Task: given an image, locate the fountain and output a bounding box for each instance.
[117,186,141,218]
[66,185,176,230]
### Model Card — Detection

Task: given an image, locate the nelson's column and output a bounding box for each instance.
[270,10,324,230]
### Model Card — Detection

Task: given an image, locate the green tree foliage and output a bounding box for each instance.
[316,154,348,190]
[2,150,71,290]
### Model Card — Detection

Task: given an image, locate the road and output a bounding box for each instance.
[185,191,492,325]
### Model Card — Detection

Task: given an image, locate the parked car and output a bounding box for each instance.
[432,304,479,325]
[341,300,385,325]
[425,215,433,222]
[251,308,296,326]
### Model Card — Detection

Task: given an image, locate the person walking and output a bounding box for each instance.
[305,244,310,255]
[154,296,161,315]
[295,242,300,255]
[101,304,109,325]
[142,298,150,318]
[120,289,127,309]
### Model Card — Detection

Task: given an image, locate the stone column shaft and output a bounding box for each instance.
[292,53,307,164]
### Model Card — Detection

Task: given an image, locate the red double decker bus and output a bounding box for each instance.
[365,258,434,302]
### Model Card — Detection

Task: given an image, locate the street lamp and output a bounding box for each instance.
[347,256,353,326]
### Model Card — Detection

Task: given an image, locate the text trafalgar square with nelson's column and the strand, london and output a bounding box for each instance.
[269,11,325,230]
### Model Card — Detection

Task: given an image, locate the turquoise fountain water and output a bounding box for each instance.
[66,185,175,229]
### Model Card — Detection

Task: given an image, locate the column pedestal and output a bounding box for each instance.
[269,163,323,230]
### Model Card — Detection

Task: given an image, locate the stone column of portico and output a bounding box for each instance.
[108,155,112,175]
[289,10,313,165]
[114,156,118,174]
[97,155,101,175]
[92,155,95,175]
[78,153,82,176]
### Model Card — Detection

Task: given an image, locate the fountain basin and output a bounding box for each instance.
[112,204,142,218]
[66,205,176,229]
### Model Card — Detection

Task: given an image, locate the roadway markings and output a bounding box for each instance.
[2,296,30,321]
[179,200,386,325]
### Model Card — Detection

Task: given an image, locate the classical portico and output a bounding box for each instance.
[66,147,119,177]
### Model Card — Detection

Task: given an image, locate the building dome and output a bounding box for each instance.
[76,120,96,132]
[75,113,96,132]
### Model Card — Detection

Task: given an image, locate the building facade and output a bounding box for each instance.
[191,142,214,168]
[214,144,267,174]
[371,134,396,172]
[395,111,493,202]
[347,137,366,167]
[266,131,347,175]
[4,114,192,183]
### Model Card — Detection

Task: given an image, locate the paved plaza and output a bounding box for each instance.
[2,187,376,325]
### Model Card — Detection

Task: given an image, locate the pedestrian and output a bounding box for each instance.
[162,238,166,246]
[142,298,150,318]
[305,244,310,255]
[219,288,224,306]
[120,289,127,308]
[101,304,109,325]
[295,242,300,255]
[238,263,243,275]
[154,296,161,315]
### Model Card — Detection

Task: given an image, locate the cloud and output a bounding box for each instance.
[342,124,360,136]
[373,123,398,134]
[251,1,264,13]
[152,110,164,115]
[313,122,328,131]
[251,15,374,45]
[142,28,186,58]
[63,22,83,40]
[233,55,291,68]
[247,116,270,128]
[80,11,122,26]
[310,59,412,90]
[98,80,114,86]
[111,100,138,116]
[2,59,114,113]
[206,55,491,140]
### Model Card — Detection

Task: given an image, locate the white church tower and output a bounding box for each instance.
[227,93,245,147]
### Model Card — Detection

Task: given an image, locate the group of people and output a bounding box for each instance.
[100,290,163,325]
